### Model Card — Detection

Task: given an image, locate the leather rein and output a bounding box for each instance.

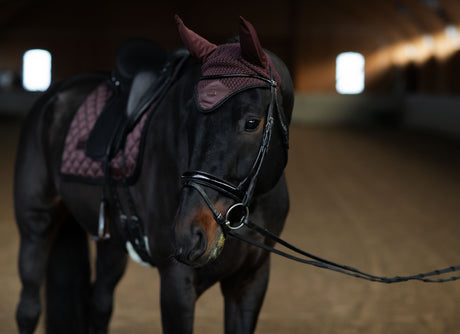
[180,70,460,284]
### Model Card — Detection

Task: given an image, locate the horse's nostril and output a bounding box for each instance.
[188,227,207,262]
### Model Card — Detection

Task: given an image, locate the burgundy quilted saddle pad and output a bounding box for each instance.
[60,82,151,184]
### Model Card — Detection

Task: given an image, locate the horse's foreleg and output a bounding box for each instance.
[220,255,271,334]
[159,264,197,334]
[90,240,128,334]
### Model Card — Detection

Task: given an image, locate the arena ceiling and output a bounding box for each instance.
[1,0,459,36]
[1,0,460,93]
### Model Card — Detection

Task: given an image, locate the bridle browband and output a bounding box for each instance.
[181,68,285,230]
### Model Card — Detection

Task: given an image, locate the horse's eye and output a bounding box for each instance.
[245,119,260,132]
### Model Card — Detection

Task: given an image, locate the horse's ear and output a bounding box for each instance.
[239,16,268,68]
[175,15,217,62]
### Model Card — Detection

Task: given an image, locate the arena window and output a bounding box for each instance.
[335,52,365,94]
[22,49,52,91]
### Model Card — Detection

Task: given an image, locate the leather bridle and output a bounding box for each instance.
[181,68,288,231]
[179,69,460,284]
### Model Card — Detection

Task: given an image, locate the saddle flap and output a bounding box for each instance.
[127,71,158,117]
[85,94,127,162]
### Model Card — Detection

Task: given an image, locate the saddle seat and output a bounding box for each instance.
[85,39,189,163]
[114,39,166,119]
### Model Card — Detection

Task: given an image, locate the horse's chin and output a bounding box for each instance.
[205,232,226,263]
[176,232,226,268]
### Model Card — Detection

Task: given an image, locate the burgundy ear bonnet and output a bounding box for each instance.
[175,15,280,111]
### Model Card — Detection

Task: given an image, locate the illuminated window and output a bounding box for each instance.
[445,25,460,48]
[336,52,365,94]
[22,49,52,91]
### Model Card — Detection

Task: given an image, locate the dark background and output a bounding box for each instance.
[2,0,460,94]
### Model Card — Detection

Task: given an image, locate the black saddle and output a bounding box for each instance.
[85,39,189,162]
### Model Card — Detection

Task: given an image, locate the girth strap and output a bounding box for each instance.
[109,146,154,265]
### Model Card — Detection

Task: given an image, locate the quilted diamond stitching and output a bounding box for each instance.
[60,82,150,181]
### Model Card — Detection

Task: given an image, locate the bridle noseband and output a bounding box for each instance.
[181,68,287,231]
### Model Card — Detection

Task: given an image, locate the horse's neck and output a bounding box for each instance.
[144,65,199,174]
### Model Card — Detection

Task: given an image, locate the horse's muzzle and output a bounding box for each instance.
[173,204,226,267]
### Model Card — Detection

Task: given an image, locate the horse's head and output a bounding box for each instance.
[173,16,294,267]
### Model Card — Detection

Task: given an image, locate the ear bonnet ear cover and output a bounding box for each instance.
[176,15,281,111]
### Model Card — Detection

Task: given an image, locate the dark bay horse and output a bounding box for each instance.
[14,16,293,334]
